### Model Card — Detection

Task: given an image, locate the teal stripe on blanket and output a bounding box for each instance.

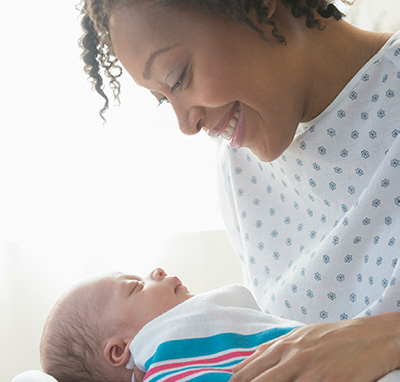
[144,326,298,370]
[190,373,232,381]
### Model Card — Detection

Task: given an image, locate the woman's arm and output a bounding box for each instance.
[230,312,400,382]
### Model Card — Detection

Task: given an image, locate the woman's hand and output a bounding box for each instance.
[230,312,400,382]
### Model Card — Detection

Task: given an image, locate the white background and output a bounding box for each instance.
[1,2,231,379]
[0,1,225,274]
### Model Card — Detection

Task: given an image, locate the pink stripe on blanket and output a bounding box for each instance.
[144,349,255,381]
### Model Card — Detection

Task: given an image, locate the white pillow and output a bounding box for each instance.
[11,370,58,382]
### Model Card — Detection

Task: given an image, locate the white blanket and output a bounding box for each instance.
[127,284,304,381]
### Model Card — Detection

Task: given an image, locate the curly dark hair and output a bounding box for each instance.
[77,0,351,119]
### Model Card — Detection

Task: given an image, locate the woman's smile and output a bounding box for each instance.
[205,101,242,147]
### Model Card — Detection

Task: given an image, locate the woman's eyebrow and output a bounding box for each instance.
[143,44,180,80]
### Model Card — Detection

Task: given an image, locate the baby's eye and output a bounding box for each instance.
[129,280,144,295]
[127,280,138,294]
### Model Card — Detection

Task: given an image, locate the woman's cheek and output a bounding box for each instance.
[195,77,235,107]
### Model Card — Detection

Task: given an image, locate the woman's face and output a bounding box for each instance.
[109,1,309,161]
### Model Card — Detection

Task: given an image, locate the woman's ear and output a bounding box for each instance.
[103,336,132,367]
[262,0,277,18]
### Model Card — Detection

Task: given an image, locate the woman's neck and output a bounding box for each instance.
[300,19,392,122]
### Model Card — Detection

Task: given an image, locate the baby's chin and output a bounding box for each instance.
[178,287,195,301]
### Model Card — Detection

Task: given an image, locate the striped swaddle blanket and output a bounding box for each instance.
[126,284,302,382]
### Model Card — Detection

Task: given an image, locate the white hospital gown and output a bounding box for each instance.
[219,31,400,324]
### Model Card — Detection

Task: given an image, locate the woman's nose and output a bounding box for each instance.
[151,268,167,281]
[175,105,205,136]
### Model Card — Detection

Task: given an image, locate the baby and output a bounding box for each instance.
[40,268,302,382]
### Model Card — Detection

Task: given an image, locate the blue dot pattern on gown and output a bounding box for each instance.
[219,31,400,324]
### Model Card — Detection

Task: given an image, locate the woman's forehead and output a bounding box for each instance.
[108,2,238,84]
[109,1,184,43]
[108,6,187,85]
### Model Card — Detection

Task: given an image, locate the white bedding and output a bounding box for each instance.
[12,369,400,382]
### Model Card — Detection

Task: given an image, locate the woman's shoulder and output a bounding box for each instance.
[380,30,400,69]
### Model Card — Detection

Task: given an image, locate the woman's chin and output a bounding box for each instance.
[248,144,282,163]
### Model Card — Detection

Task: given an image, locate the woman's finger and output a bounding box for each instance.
[230,342,283,381]
[233,339,279,373]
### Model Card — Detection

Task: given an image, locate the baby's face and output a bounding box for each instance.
[95,268,193,337]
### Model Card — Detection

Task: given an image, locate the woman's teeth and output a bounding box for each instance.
[220,111,239,141]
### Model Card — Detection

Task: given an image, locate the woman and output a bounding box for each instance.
[79,0,400,380]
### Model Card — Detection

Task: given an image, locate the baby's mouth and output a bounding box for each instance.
[173,276,182,292]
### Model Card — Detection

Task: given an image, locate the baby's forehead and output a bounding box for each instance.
[69,273,116,299]
[85,271,140,293]
[83,271,124,286]
[105,271,142,282]
[85,272,142,307]
[96,271,138,280]
[70,271,140,299]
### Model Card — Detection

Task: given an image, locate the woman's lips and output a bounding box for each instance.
[228,104,243,149]
[205,102,241,144]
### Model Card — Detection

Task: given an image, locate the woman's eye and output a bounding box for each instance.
[155,61,191,107]
[157,96,169,107]
[171,77,183,92]
[170,64,188,93]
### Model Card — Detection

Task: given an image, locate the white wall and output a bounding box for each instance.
[344,0,400,32]
[1,1,238,380]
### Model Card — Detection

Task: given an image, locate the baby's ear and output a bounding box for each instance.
[103,336,131,367]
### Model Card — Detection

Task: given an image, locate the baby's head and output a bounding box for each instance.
[40,268,193,382]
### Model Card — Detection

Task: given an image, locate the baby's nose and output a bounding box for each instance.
[151,267,167,281]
